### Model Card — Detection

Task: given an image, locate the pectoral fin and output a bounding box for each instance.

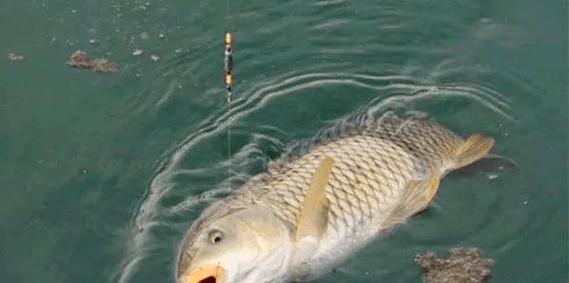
[295,156,334,254]
[379,175,440,231]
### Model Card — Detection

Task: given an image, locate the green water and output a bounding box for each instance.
[1,0,567,282]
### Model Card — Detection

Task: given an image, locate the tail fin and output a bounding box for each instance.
[453,134,495,169]
[453,154,518,177]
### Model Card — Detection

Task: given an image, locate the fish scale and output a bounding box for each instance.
[225,117,463,235]
[176,115,499,283]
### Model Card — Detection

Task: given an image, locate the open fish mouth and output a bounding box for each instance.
[198,277,216,283]
[185,265,226,283]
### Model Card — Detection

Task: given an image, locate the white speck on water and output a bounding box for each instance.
[150,54,159,61]
[504,132,510,136]
[523,200,528,205]
[89,39,97,44]
[159,33,165,39]
[140,32,149,40]
[488,174,499,180]
[174,49,182,53]
[71,9,76,13]
[82,169,88,174]
[132,49,143,56]
[7,52,24,61]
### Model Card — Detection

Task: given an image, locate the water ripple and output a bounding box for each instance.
[116,70,514,282]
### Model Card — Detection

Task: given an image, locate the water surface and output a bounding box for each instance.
[0,1,567,282]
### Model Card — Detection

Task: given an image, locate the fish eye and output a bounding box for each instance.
[207,230,224,244]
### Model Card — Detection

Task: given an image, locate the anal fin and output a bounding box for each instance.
[453,134,495,169]
[379,175,441,231]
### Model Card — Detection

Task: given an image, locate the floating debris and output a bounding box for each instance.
[175,48,191,54]
[158,33,165,39]
[132,49,143,56]
[67,50,118,73]
[140,32,149,40]
[66,39,78,46]
[415,247,494,283]
[136,2,151,10]
[150,54,160,62]
[7,52,24,61]
[487,174,499,180]
[88,39,98,44]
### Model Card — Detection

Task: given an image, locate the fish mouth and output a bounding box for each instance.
[185,265,226,283]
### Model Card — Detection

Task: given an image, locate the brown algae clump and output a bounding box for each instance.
[415,247,494,283]
[67,50,118,73]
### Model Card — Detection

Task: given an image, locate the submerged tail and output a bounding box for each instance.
[453,134,495,169]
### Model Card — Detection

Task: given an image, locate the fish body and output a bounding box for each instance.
[176,115,495,283]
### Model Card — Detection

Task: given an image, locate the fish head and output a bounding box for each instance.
[177,203,293,283]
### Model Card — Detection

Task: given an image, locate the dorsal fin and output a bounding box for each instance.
[278,112,410,165]
[294,156,334,256]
